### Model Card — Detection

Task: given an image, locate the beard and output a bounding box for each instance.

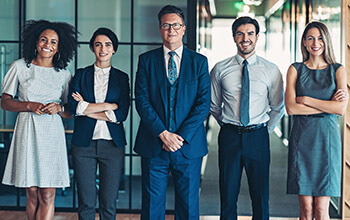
[237,44,255,55]
[236,40,257,56]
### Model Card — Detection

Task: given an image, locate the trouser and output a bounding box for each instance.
[219,124,270,220]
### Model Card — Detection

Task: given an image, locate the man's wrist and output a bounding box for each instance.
[159,130,168,138]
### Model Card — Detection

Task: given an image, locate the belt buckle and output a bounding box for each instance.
[237,126,246,134]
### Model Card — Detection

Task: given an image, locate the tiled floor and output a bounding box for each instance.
[0,211,342,220]
[0,211,295,220]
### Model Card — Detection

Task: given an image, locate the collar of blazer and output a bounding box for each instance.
[154,46,193,114]
[85,64,119,103]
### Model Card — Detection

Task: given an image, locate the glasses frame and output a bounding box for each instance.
[159,23,184,31]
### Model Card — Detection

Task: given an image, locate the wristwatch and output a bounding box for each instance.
[58,105,64,114]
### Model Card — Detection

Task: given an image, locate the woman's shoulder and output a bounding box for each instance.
[331,63,343,72]
[111,66,129,80]
[11,58,27,69]
[291,62,303,68]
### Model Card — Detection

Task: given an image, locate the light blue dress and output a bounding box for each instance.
[287,62,342,196]
[2,59,71,188]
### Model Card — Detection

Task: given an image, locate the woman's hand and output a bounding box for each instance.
[106,103,118,111]
[332,89,348,102]
[27,102,46,115]
[72,92,84,102]
[41,103,62,115]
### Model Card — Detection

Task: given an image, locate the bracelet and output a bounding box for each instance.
[58,105,64,115]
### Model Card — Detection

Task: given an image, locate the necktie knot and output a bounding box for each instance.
[169,51,176,57]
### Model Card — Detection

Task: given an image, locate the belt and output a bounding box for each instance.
[299,113,325,118]
[224,123,267,133]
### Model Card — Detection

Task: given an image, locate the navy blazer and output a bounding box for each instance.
[68,65,130,147]
[134,47,210,158]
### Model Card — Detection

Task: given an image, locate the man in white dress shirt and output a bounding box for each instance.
[210,16,284,220]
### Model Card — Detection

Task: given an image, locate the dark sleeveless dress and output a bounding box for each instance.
[287,62,342,196]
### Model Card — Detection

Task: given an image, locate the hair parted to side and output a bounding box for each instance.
[89,27,119,53]
[301,21,336,64]
[22,19,78,71]
[231,16,260,37]
[158,5,185,25]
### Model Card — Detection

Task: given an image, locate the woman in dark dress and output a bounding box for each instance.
[285,21,348,219]
[68,28,130,220]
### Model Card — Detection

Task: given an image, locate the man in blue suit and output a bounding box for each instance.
[134,5,210,220]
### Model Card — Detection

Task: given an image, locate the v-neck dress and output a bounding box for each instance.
[287,62,342,196]
[2,59,71,188]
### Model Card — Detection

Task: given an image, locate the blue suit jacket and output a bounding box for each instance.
[67,65,130,147]
[134,47,210,158]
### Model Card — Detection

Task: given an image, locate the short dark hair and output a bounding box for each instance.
[232,16,260,36]
[158,5,185,25]
[22,19,78,71]
[89,27,119,53]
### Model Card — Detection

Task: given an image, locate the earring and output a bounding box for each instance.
[55,52,60,61]
[34,48,37,56]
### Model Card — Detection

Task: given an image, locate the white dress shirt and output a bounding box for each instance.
[210,53,285,133]
[76,65,117,140]
[163,45,183,78]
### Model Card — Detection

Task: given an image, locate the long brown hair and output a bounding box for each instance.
[301,21,336,64]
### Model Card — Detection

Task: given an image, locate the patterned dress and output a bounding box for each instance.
[2,59,71,187]
[287,62,342,196]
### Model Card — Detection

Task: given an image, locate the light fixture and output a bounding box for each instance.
[243,0,263,6]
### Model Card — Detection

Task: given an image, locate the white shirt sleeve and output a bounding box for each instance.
[105,110,119,123]
[76,101,89,116]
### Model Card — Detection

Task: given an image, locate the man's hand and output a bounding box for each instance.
[159,130,184,152]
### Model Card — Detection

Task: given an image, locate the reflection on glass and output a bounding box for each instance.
[26,0,74,25]
[0,44,20,127]
[311,0,341,61]
[0,1,19,40]
[78,0,131,42]
[134,0,187,43]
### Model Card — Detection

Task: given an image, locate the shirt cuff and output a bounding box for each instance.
[76,101,89,116]
[105,110,119,123]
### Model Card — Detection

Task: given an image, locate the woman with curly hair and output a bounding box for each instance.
[1,19,78,220]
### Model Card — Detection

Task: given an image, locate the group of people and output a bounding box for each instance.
[0,4,347,220]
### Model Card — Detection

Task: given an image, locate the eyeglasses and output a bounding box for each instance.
[159,23,184,30]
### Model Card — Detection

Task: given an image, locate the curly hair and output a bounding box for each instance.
[22,20,78,71]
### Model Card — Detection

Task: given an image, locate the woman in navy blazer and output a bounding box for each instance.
[67,28,130,220]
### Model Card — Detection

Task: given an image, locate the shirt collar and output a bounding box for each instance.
[94,64,111,75]
[235,53,257,65]
[163,45,183,59]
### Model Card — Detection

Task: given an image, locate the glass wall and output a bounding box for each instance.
[0,0,190,212]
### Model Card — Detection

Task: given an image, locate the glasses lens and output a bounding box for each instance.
[173,23,181,30]
[160,24,170,29]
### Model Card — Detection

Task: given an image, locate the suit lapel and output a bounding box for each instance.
[86,65,96,103]
[105,67,118,101]
[176,47,190,104]
[155,48,168,112]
